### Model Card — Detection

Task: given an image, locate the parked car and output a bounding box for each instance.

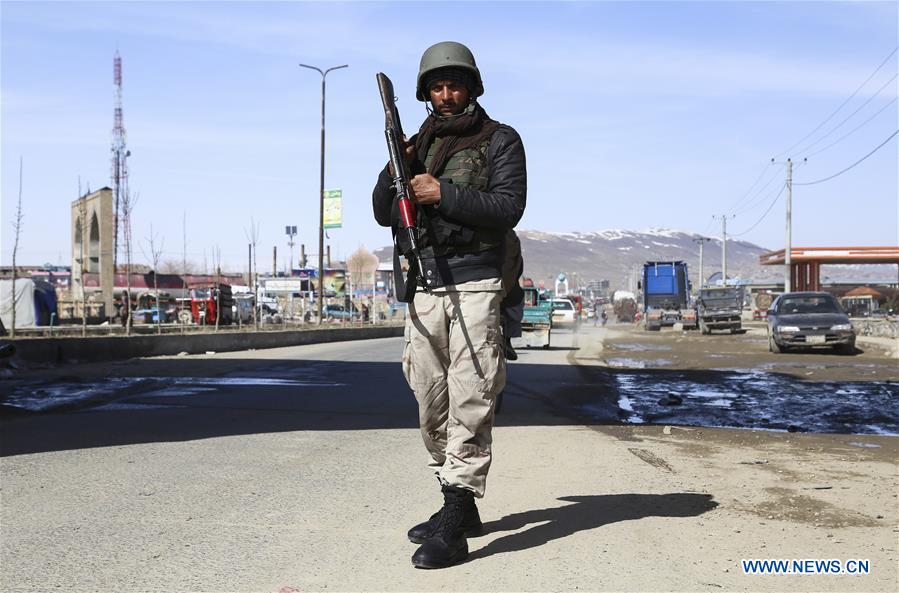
[322,303,360,321]
[766,292,855,354]
[551,298,578,326]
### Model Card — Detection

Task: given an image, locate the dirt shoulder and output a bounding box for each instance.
[576,321,898,382]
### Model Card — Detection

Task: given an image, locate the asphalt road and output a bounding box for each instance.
[2,329,897,592]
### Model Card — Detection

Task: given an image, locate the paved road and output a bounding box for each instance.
[2,330,896,592]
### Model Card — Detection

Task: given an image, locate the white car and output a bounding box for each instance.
[551,298,577,326]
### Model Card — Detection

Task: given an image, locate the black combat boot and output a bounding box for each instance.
[407,486,482,544]
[410,485,476,568]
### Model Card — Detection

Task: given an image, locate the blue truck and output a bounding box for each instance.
[640,261,696,331]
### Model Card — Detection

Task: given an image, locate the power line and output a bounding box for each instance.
[773,45,898,160]
[725,161,775,214]
[731,164,784,216]
[803,96,897,159]
[731,183,787,237]
[794,129,898,186]
[794,73,897,156]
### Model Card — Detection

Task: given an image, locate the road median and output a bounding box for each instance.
[6,324,404,365]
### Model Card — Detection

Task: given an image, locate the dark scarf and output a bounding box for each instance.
[414,102,500,177]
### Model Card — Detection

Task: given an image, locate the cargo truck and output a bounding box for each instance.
[696,287,743,334]
[612,290,638,322]
[640,261,696,331]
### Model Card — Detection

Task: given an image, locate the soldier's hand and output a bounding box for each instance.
[388,137,416,177]
[410,173,441,205]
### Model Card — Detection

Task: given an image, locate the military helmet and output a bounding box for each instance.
[416,41,484,101]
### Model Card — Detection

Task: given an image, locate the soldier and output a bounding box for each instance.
[372,41,527,568]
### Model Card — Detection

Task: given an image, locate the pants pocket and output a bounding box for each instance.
[475,327,506,397]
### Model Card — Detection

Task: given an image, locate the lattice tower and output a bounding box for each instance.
[111,51,128,272]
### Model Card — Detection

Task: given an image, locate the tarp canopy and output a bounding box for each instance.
[0,279,58,329]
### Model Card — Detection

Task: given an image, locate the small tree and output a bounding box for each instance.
[9,158,24,338]
[347,245,379,324]
[76,177,88,336]
[121,189,139,336]
[213,245,222,332]
[141,225,165,335]
[244,218,260,330]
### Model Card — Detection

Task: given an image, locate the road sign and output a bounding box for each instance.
[323,189,342,229]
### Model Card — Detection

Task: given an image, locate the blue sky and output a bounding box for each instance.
[2,1,897,272]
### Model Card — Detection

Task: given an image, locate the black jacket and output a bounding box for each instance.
[372,124,527,287]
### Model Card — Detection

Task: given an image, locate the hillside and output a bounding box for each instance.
[373,228,894,293]
[375,228,773,292]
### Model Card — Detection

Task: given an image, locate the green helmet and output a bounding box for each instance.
[416,41,484,101]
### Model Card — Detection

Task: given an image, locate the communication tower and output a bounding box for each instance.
[111,51,129,272]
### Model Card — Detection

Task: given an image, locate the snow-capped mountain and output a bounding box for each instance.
[515,228,771,290]
[375,227,773,291]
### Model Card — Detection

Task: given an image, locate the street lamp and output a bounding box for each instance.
[299,62,348,323]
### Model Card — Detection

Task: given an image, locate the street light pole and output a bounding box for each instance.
[300,62,348,324]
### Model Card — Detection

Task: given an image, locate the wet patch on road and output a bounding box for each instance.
[607,343,672,352]
[0,377,153,412]
[575,368,899,435]
[0,374,347,414]
[605,357,672,368]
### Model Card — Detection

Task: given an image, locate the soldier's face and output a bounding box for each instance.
[428,80,470,116]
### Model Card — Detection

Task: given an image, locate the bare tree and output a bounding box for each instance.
[160,259,197,274]
[213,245,222,332]
[141,225,165,335]
[181,211,188,335]
[76,177,88,336]
[121,189,139,336]
[347,245,379,324]
[244,218,260,330]
[9,158,24,338]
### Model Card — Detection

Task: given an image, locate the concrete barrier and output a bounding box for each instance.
[9,325,404,365]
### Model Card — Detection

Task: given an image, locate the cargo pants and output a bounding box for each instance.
[402,281,506,498]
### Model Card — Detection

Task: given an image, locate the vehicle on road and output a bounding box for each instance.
[189,282,233,326]
[640,261,696,330]
[766,292,855,353]
[515,286,552,348]
[551,298,577,326]
[232,295,255,324]
[753,291,775,320]
[322,303,360,321]
[612,290,638,322]
[696,287,743,334]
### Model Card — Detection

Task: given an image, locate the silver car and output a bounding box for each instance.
[766,292,855,354]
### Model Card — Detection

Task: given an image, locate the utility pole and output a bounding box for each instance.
[713,215,734,286]
[772,157,805,293]
[299,62,348,324]
[785,158,792,293]
[692,237,712,290]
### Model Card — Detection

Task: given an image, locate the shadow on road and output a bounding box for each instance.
[469,493,718,560]
[0,357,617,457]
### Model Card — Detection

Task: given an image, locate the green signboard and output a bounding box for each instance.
[323,189,342,229]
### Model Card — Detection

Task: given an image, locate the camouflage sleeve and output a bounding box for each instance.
[435,125,526,229]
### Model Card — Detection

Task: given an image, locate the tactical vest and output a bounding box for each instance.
[417,137,505,257]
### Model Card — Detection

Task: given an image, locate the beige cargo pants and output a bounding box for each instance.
[402,281,506,498]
